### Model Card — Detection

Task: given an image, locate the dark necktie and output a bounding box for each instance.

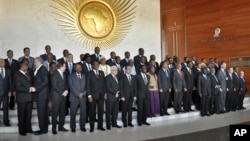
[0,68,4,78]
[165,70,169,78]
[95,71,99,79]
[25,72,31,80]
[128,75,131,84]
[114,76,118,83]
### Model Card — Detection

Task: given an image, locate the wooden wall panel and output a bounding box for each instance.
[161,0,250,95]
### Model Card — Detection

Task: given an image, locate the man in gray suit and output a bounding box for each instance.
[173,63,187,113]
[18,47,35,70]
[68,64,87,133]
[158,60,172,116]
[216,62,227,113]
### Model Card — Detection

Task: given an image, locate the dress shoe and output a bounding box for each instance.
[160,113,164,116]
[27,130,34,133]
[71,129,76,133]
[123,124,127,128]
[133,107,138,111]
[97,127,106,131]
[52,130,57,135]
[138,123,142,126]
[205,114,210,116]
[107,126,111,130]
[34,131,43,135]
[143,122,150,126]
[19,132,27,136]
[128,124,134,127]
[112,125,121,128]
[80,128,86,132]
[165,112,170,115]
[58,128,69,132]
[4,123,11,127]
[90,128,94,132]
[189,109,194,111]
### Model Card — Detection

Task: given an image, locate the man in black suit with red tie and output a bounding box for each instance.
[120,65,136,127]
[0,58,12,127]
[87,61,106,132]
[135,65,150,126]
[4,50,18,110]
[33,57,49,135]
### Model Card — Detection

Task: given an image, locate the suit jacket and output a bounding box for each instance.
[135,73,149,100]
[239,77,247,94]
[120,74,136,100]
[198,75,211,96]
[68,73,86,102]
[226,73,234,91]
[91,54,102,63]
[40,53,56,61]
[182,67,194,89]
[120,58,130,69]
[81,62,92,74]
[64,62,76,80]
[18,56,35,70]
[134,55,147,68]
[50,70,68,100]
[106,74,119,102]
[4,58,18,77]
[14,71,33,103]
[158,68,171,92]
[86,70,105,100]
[209,74,220,95]
[216,69,227,90]
[233,72,240,91]
[106,58,116,67]
[34,66,49,101]
[57,57,67,64]
[193,68,202,89]
[173,70,186,92]
[0,68,12,96]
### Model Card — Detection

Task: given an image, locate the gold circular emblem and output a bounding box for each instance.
[78,1,115,39]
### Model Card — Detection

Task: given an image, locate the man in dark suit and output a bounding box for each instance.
[182,61,194,112]
[232,67,240,111]
[68,64,87,132]
[135,56,147,74]
[135,65,150,126]
[158,61,172,116]
[134,48,148,71]
[87,61,106,132]
[120,51,131,69]
[198,68,211,116]
[216,62,227,113]
[33,57,49,135]
[208,67,221,115]
[4,50,18,110]
[106,51,117,66]
[120,65,136,127]
[173,63,187,113]
[77,54,85,73]
[0,58,12,126]
[105,66,121,130]
[81,54,92,74]
[225,67,235,112]
[40,45,56,61]
[193,63,202,110]
[57,49,69,64]
[18,47,35,70]
[181,57,189,70]
[51,61,69,134]
[14,60,35,136]
[91,46,102,63]
[238,71,247,110]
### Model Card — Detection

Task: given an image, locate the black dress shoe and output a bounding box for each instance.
[90,128,94,132]
[19,132,27,136]
[138,123,142,126]
[4,123,11,127]
[160,113,164,116]
[165,112,170,115]
[143,122,150,126]
[205,114,210,116]
[34,131,43,135]
[52,130,57,135]
[189,109,194,111]
[107,126,111,130]
[27,130,34,133]
[80,128,86,132]
[97,127,106,131]
[71,129,76,133]
[58,128,69,132]
[123,125,127,128]
[112,125,121,128]
[128,124,134,127]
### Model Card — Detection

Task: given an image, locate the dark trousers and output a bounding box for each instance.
[17,102,32,134]
[225,91,233,111]
[238,92,246,108]
[0,96,9,124]
[183,89,193,111]
[9,94,15,109]
[209,94,219,114]
[70,98,86,129]
[200,95,210,115]
[137,98,148,124]
[174,92,183,113]
[121,98,133,125]
[159,91,170,114]
[89,99,104,129]
[105,100,119,127]
[193,90,200,110]
[52,98,66,131]
[231,91,239,111]
[37,100,48,133]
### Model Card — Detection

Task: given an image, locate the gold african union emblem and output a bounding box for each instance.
[51,0,136,50]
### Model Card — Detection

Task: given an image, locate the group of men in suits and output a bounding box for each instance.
[0,46,248,136]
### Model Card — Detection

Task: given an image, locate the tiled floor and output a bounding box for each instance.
[0,107,250,141]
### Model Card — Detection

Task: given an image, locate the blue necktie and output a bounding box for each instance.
[69,63,72,74]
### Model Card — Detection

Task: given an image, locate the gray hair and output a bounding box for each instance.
[111,65,118,71]
[35,57,44,64]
